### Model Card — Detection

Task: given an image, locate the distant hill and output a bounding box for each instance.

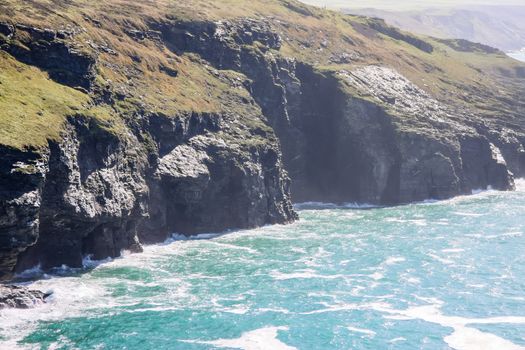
[300,1,525,11]
[345,6,525,52]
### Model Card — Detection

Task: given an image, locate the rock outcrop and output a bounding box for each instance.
[0,20,297,280]
[152,17,519,204]
[0,285,49,309]
[0,147,46,280]
[3,101,296,280]
[0,22,95,90]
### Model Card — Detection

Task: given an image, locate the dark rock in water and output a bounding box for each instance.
[0,285,50,309]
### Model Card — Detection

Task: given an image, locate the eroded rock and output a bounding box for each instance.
[0,285,49,309]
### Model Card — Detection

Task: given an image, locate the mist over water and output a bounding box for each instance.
[508,49,525,62]
[2,181,525,349]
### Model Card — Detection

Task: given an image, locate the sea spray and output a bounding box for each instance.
[2,183,525,349]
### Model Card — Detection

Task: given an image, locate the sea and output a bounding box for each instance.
[1,180,525,350]
[508,48,525,62]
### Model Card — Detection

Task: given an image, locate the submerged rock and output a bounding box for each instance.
[0,285,50,309]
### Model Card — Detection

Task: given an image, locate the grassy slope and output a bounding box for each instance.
[0,51,106,150]
[0,0,524,150]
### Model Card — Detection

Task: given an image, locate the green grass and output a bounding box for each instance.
[0,52,123,150]
[0,52,89,150]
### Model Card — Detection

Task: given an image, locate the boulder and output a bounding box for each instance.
[0,285,50,309]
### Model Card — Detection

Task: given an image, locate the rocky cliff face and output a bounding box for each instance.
[1,107,296,280]
[0,147,46,280]
[0,0,524,282]
[0,20,296,280]
[281,64,518,204]
[155,17,521,204]
[10,111,295,277]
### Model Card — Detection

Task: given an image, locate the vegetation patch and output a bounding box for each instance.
[0,52,122,150]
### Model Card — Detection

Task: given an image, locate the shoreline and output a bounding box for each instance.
[1,185,525,349]
[3,178,524,294]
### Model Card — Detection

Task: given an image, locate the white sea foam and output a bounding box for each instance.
[14,263,44,280]
[409,219,427,226]
[347,326,376,337]
[441,248,465,253]
[207,242,259,254]
[384,256,406,265]
[169,232,223,241]
[270,269,345,281]
[293,201,339,210]
[350,285,366,296]
[0,243,199,347]
[445,326,525,350]
[501,231,523,238]
[385,217,407,223]
[301,303,359,315]
[290,247,307,254]
[47,335,78,350]
[471,188,487,195]
[465,233,483,239]
[341,202,379,209]
[293,201,378,210]
[388,337,407,343]
[254,307,291,315]
[384,217,427,226]
[374,301,525,350]
[181,326,297,350]
[185,272,225,280]
[427,253,455,265]
[0,276,111,349]
[299,247,334,267]
[404,276,421,284]
[221,306,250,315]
[82,255,113,269]
[302,301,390,315]
[369,272,384,280]
[2,181,525,349]
[453,212,484,217]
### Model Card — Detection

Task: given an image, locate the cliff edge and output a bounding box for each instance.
[0,0,524,281]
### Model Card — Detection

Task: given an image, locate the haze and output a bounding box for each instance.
[300,0,525,10]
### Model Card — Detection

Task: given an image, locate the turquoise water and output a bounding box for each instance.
[2,181,525,350]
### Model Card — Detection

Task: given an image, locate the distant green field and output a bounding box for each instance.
[299,0,525,10]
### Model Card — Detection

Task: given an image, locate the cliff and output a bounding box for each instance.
[0,0,524,281]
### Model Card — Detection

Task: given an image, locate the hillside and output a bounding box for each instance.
[346,5,525,52]
[0,0,525,281]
